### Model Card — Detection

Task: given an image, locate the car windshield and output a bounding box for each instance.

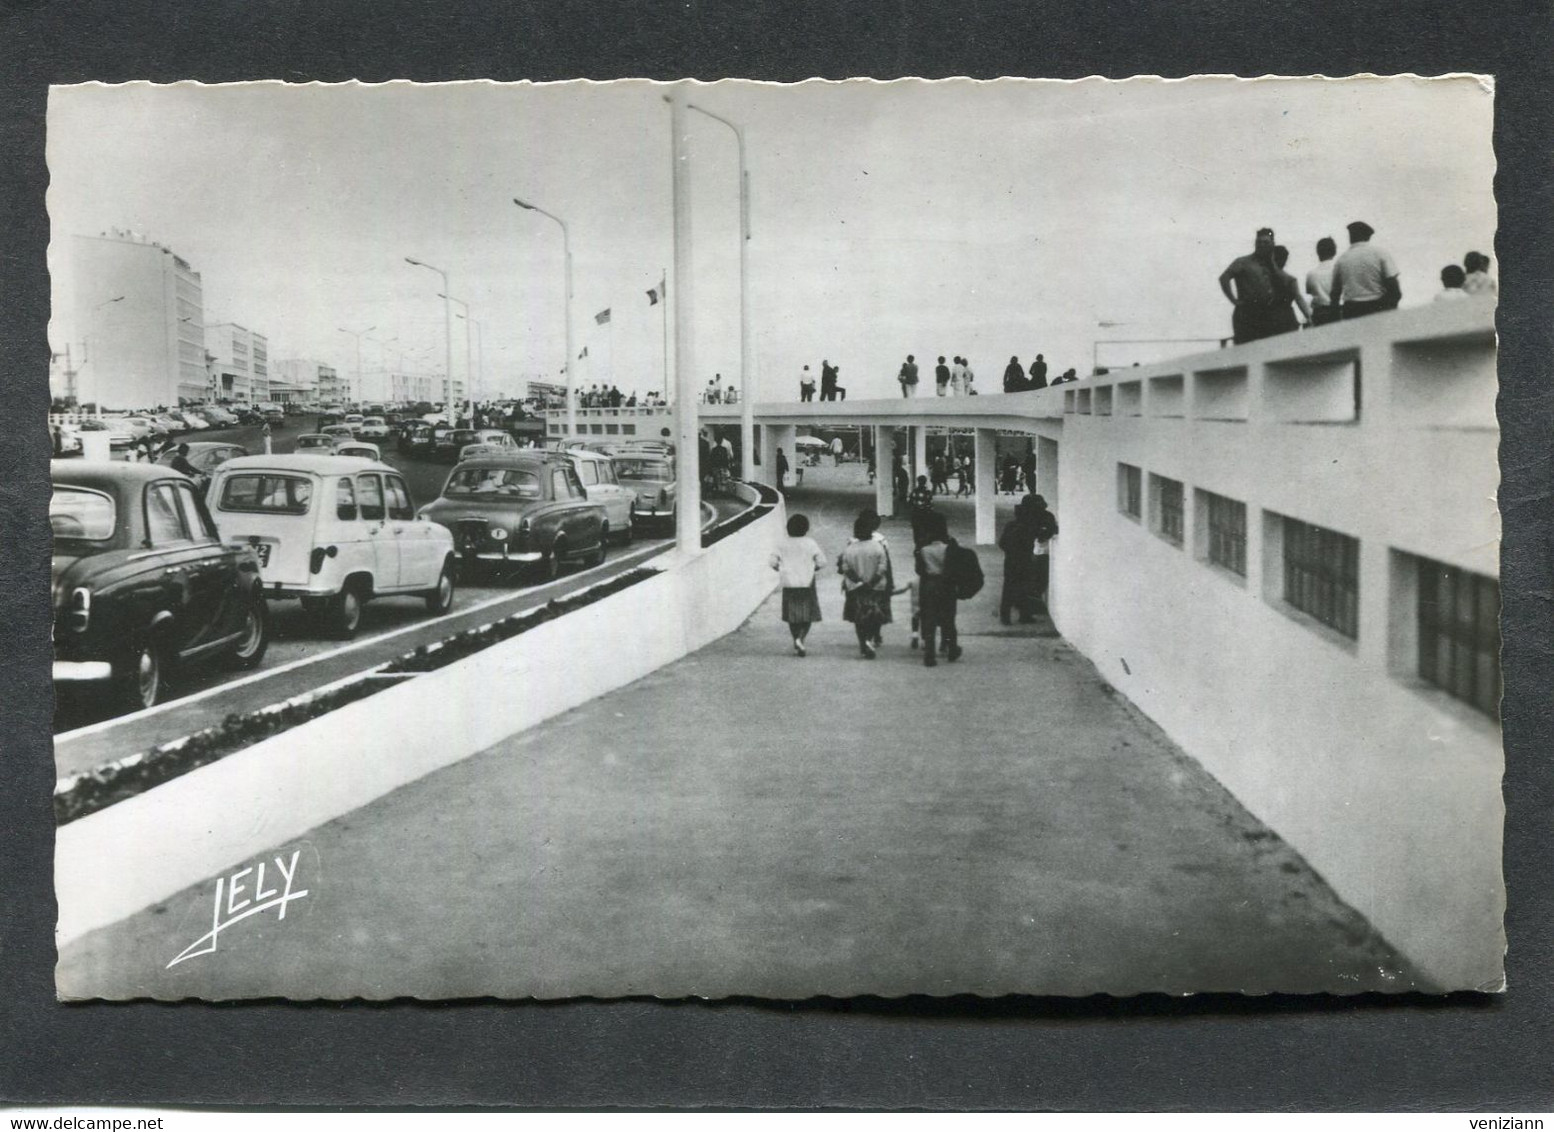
[616,459,672,479]
[218,473,314,514]
[445,467,541,499]
[298,436,332,447]
[50,486,116,540]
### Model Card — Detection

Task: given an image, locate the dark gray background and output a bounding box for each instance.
[2,0,1550,1111]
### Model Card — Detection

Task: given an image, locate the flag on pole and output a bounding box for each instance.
[595,308,611,325]
[579,345,588,359]
[647,276,667,305]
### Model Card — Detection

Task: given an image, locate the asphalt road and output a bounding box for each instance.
[53,416,738,740]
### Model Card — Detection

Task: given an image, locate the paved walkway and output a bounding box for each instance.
[58,465,1417,999]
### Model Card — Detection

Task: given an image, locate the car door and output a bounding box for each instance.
[169,478,244,647]
[142,479,211,657]
[551,466,599,551]
[383,473,440,589]
[354,472,400,590]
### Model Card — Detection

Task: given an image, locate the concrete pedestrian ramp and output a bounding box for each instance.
[57,472,1416,1000]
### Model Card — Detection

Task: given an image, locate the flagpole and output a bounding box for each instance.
[660,271,668,403]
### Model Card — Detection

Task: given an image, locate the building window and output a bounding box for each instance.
[1149,474,1184,546]
[1117,463,1141,521]
[1417,558,1500,718]
[622,424,636,435]
[1282,517,1359,639]
[1203,491,1247,576]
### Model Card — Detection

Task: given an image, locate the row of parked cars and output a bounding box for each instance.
[50,440,682,716]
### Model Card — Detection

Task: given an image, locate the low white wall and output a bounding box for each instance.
[56,494,785,947]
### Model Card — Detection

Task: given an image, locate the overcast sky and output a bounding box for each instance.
[48,76,1495,400]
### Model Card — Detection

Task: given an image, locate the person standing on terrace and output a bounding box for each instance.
[1462,250,1497,296]
[898,355,919,398]
[1306,236,1340,326]
[1003,356,1025,393]
[1029,354,1048,389]
[1331,220,1402,319]
[1273,245,1313,331]
[934,356,951,397]
[1219,226,1290,343]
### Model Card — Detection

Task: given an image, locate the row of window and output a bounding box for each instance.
[1116,462,1500,719]
[550,422,640,436]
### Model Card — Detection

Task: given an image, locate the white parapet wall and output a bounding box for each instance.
[1043,298,1503,990]
[56,485,784,947]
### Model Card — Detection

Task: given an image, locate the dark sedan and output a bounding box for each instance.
[155,441,250,488]
[51,461,270,713]
[418,452,609,581]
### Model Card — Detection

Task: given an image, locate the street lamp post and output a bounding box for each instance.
[405,257,453,418]
[440,294,476,421]
[687,101,755,480]
[513,198,575,440]
[337,325,376,406]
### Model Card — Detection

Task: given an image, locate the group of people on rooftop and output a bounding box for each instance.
[1220,221,1495,345]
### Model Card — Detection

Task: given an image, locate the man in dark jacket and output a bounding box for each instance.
[1029,354,1049,389]
[1003,356,1025,393]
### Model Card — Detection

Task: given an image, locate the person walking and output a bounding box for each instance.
[838,513,893,659]
[898,355,919,398]
[892,454,911,518]
[915,512,961,666]
[1000,455,1020,495]
[1021,449,1036,495]
[1003,356,1024,393]
[775,446,790,492]
[1026,493,1060,613]
[907,473,936,546]
[998,496,1040,624]
[954,454,971,497]
[770,513,826,656]
[1331,220,1402,319]
[930,451,948,495]
[934,355,951,397]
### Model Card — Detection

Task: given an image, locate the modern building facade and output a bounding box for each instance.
[66,231,207,410]
[205,323,271,404]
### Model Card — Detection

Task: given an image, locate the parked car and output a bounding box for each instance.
[206,454,456,638]
[320,424,357,443]
[398,420,436,456]
[419,452,609,582]
[293,432,337,452]
[204,406,239,427]
[51,422,83,456]
[458,443,509,461]
[434,427,480,462]
[262,408,286,426]
[342,413,365,436]
[358,416,391,440]
[50,461,270,712]
[155,441,250,489]
[114,416,164,442]
[613,451,678,532]
[154,414,191,434]
[566,448,634,543]
[332,440,382,461]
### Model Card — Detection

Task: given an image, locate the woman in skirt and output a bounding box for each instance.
[837,513,893,659]
[770,512,826,656]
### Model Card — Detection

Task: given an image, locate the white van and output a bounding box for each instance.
[207,454,456,638]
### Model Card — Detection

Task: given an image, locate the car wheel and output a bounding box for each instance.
[114,635,165,713]
[424,560,456,614]
[326,585,364,639]
[228,595,270,669]
[541,541,564,583]
[586,527,608,567]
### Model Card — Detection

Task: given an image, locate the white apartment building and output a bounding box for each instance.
[65,231,207,410]
[205,323,270,404]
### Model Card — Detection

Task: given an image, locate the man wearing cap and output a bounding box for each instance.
[1330,221,1402,320]
[1218,227,1290,344]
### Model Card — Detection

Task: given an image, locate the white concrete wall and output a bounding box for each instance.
[56,497,785,946]
[1044,298,1502,990]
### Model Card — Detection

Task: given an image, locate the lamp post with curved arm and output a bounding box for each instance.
[513,197,575,440]
[404,257,453,419]
[687,100,754,480]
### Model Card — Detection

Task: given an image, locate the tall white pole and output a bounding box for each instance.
[688,102,754,480]
[669,91,701,557]
[563,228,575,440]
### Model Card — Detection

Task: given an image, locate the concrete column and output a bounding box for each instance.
[913,425,928,482]
[874,425,895,518]
[973,427,997,546]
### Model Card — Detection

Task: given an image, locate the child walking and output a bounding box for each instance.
[770,513,826,656]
